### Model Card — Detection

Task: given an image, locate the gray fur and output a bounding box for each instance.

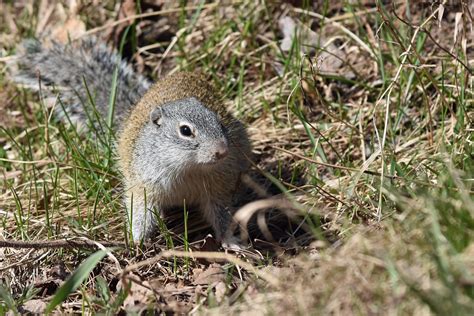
[13,38,151,128]
[129,97,251,244]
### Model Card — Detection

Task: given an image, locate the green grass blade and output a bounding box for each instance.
[45,249,108,313]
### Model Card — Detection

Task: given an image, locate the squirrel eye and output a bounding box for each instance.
[179,125,194,137]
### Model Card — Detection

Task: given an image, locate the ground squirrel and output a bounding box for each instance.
[12,38,252,246]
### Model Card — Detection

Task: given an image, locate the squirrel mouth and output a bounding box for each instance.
[196,142,229,166]
[198,157,226,167]
[196,154,228,167]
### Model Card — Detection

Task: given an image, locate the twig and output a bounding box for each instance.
[120,249,279,286]
[0,158,121,181]
[0,239,128,249]
[374,2,445,220]
[274,146,474,193]
[390,4,472,75]
[75,3,219,40]
[272,146,399,179]
[292,7,377,59]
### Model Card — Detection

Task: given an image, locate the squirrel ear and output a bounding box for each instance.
[150,107,163,126]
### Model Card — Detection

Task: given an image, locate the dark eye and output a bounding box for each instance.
[179,125,193,137]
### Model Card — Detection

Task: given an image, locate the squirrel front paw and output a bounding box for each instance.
[221,235,247,251]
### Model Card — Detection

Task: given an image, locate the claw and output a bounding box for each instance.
[221,236,245,251]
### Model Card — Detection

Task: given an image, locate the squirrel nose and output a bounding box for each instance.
[214,141,229,160]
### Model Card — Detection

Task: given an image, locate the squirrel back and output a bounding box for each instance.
[12,38,151,128]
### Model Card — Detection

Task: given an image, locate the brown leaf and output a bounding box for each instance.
[214,281,227,303]
[278,16,346,75]
[122,279,154,309]
[33,279,61,296]
[51,16,86,43]
[47,262,68,280]
[193,265,226,285]
[19,299,47,314]
[36,1,86,43]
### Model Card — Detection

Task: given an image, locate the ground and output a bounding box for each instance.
[0,0,473,314]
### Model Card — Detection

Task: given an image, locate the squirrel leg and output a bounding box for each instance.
[204,203,244,249]
[126,194,158,242]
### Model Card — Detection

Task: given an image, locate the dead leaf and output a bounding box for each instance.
[48,262,68,280]
[278,16,346,75]
[120,278,154,309]
[51,16,86,43]
[279,16,298,52]
[214,281,227,303]
[34,279,61,296]
[193,265,226,285]
[166,301,192,314]
[33,1,86,43]
[19,299,47,314]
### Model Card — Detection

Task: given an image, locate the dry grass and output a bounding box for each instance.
[0,0,473,314]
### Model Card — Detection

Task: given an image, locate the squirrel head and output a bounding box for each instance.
[118,72,238,185]
[151,97,228,163]
[130,97,230,185]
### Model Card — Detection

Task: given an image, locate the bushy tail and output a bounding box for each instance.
[13,37,151,128]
